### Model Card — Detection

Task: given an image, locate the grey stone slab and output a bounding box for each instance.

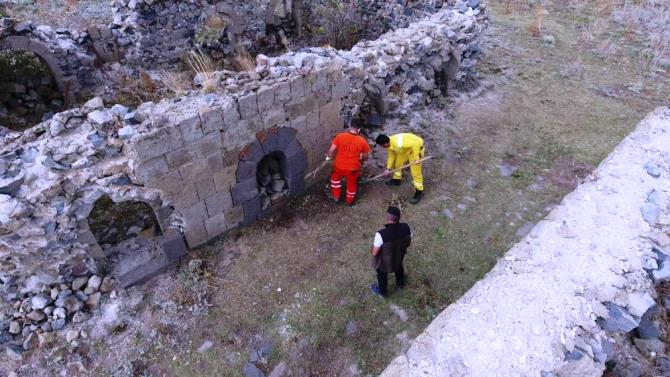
[274,81,292,104]
[256,86,275,112]
[204,213,227,238]
[242,196,262,225]
[597,302,639,333]
[239,140,264,163]
[290,76,306,100]
[237,93,259,119]
[177,113,204,143]
[161,231,187,262]
[195,177,216,200]
[200,106,224,134]
[135,156,169,184]
[165,147,197,169]
[231,179,259,206]
[131,126,183,162]
[236,160,257,182]
[261,106,287,128]
[205,191,233,216]
[184,220,208,248]
[206,152,224,173]
[213,166,237,192]
[180,200,208,223]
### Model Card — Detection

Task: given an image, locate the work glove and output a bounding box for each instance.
[325,156,332,163]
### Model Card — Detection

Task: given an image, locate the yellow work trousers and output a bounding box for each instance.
[391,150,424,191]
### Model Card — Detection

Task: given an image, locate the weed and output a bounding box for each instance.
[158,70,190,97]
[186,49,218,93]
[232,48,258,81]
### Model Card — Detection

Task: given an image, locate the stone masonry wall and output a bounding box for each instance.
[0,18,98,105]
[381,107,670,376]
[0,5,483,297]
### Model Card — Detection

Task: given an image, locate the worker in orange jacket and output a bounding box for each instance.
[326,119,371,205]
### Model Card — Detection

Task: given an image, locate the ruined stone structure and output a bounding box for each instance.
[0,19,98,106]
[0,3,484,300]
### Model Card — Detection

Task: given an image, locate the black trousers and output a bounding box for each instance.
[377,266,405,296]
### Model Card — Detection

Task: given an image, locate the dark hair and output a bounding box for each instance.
[376,134,390,145]
[387,206,401,223]
[350,118,363,129]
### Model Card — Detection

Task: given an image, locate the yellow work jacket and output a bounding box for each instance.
[387,133,424,169]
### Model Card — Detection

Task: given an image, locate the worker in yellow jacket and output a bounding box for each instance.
[375,133,424,204]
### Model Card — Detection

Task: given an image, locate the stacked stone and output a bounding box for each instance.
[0,17,98,105]
[1,275,115,361]
[0,3,484,310]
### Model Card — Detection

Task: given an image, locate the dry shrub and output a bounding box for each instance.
[312,0,363,50]
[613,0,670,69]
[186,49,218,93]
[112,71,162,107]
[232,48,259,80]
[158,70,190,97]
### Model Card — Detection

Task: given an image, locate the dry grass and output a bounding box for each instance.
[186,49,218,93]
[232,48,259,80]
[158,70,191,97]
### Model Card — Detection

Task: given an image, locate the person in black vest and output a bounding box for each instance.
[370,206,412,298]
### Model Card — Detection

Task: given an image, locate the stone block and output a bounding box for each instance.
[205,191,234,216]
[155,205,174,225]
[199,106,224,134]
[206,152,224,173]
[225,206,245,228]
[131,126,183,162]
[148,170,182,196]
[320,100,343,133]
[285,96,317,119]
[180,200,208,224]
[161,231,187,262]
[223,105,241,128]
[286,149,308,173]
[332,77,351,99]
[204,213,227,238]
[289,115,307,131]
[192,133,223,156]
[287,175,306,197]
[239,140,264,163]
[260,106,287,128]
[177,113,204,143]
[223,148,241,167]
[173,182,199,209]
[314,86,332,107]
[290,76,306,100]
[135,156,169,184]
[184,220,208,248]
[165,147,197,169]
[242,196,262,224]
[178,160,210,182]
[240,115,265,134]
[237,93,259,119]
[196,177,216,200]
[305,110,320,131]
[213,166,237,192]
[283,138,304,159]
[274,81,292,104]
[223,119,255,151]
[236,160,257,182]
[231,178,259,206]
[256,86,275,112]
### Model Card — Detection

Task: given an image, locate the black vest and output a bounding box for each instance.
[376,223,411,273]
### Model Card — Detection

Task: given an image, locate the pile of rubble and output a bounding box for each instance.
[1,274,115,361]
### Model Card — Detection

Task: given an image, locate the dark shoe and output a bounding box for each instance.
[370,284,385,298]
[409,189,423,204]
[385,179,401,186]
[395,285,406,293]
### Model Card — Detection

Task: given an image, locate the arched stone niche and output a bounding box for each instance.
[231,126,307,224]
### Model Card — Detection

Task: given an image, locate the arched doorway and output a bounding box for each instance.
[0,40,66,130]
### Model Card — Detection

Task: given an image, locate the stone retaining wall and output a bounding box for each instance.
[381,107,670,377]
[0,5,483,297]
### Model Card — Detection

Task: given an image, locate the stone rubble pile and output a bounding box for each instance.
[1,274,115,361]
[256,154,288,211]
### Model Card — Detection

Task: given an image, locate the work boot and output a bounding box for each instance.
[385,179,401,186]
[409,189,423,204]
[370,284,385,298]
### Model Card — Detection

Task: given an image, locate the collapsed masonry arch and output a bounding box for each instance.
[0,36,74,107]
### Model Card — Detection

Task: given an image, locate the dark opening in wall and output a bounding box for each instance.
[87,195,161,250]
[0,49,64,131]
[256,151,289,211]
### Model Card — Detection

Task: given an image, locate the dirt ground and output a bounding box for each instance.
[1,0,111,28]
[2,1,669,376]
